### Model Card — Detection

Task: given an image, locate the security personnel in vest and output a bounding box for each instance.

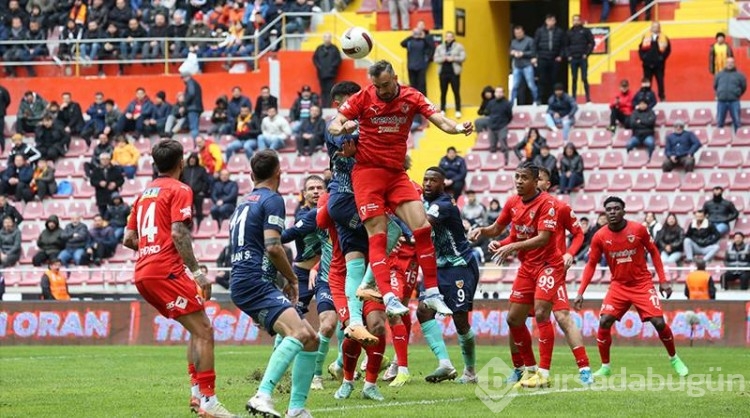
[684,259,716,300]
[41,258,71,301]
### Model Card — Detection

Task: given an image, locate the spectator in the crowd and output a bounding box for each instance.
[313,32,342,108]
[0,85,9,142]
[58,92,84,136]
[566,14,594,103]
[702,186,739,236]
[108,0,132,30]
[80,92,107,144]
[33,215,64,267]
[402,28,433,96]
[119,18,146,62]
[87,214,116,265]
[59,215,90,267]
[168,10,189,58]
[213,245,232,289]
[714,57,746,132]
[533,146,560,189]
[514,127,546,161]
[475,86,495,133]
[165,92,187,135]
[84,133,114,178]
[254,86,280,121]
[460,191,486,228]
[105,192,129,244]
[18,91,48,134]
[116,87,153,137]
[608,79,635,132]
[434,31,466,118]
[100,21,125,75]
[35,114,69,162]
[103,99,121,137]
[3,17,37,78]
[284,0,313,34]
[485,86,513,160]
[684,209,721,263]
[556,143,581,193]
[296,105,325,156]
[0,216,21,267]
[534,14,566,103]
[181,153,211,230]
[662,119,701,172]
[87,0,109,28]
[27,19,48,62]
[575,216,594,262]
[709,32,733,75]
[210,96,231,135]
[627,98,657,161]
[643,211,662,240]
[80,20,104,64]
[225,105,261,160]
[684,259,716,300]
[630,0,655,21]
[723,232,749,290]
[510,25,538,105]
[1,155,34,202]
[657,213,685,265]
[187,11,211,58]
[40,259,71,300]
[600,0,614,22]
[431,0,443,29]
[0,195,23,225]
[438,146,467,199]
[632,77,658,110]
[143,12,169,60]
[487,199,501,222]
[545,83,577,141]
[31,159,56,200]
[112,136,140,179]
[258,107,291,151]
[8,133,41,167]
[639,21,670,101]
[228,86,252,126]
[90,153,124,216]
[388,0,409,30]
[210,169,238,230]
[145,91,172,136]
[182,71,204,140]
[196,135,224,177]
[290,85,320,133]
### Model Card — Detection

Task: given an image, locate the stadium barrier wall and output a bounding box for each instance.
[1,300,748,347]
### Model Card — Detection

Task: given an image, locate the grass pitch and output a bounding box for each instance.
[1,344,748,417]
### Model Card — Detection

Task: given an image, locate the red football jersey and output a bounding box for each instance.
[556,202,584,256]
[127,176,194,282]
[495,192,561,265]
[338,84,438,170]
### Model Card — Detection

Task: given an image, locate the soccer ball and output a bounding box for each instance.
[341,26,373,59]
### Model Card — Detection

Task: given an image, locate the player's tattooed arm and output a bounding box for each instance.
[172,221,200,273]
[264,229,297,285]
[328,113,357,136]
[427,112,474,136]
[123,229,139,251]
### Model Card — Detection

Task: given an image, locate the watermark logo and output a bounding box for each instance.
[475,357,517,413]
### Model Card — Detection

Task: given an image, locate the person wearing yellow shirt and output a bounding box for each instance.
[112,135,141,179]
[709,32,733,75]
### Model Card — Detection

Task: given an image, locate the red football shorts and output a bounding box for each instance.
[329,263,384,325]
[601,281,664,321]
[390,254,419,300]
[136,273,204,319]
[352,166,421,222]
[509,261,565,305]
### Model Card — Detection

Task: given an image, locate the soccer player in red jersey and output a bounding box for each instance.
[502,167,592,385]
[574,196,689,377]
[328,60,472,318]
[469,162,563,388]
[122,139,235,418]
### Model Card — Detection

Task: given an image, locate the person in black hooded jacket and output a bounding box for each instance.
[181,152,210,229]
[33,215,64,266]
[475,86,495,133]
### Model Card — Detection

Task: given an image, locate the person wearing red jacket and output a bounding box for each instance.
[608,79,635,133]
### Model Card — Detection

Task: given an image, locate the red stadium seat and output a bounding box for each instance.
[600,151,624,169]
[137,157,154,176]
[668,108,690,125]
[68,201,92,218]
[707,172,731,191]
[76,181,96,199]
[509,111,531,129]
[110,246,136,263]
[237,177,253,195]
[201,198,211,216]
[733,127,750,146]
[585,173,608,192]
[203,242,225,261]
[632,172,657,191]
[741,107,750,125]
[276,154,291,172]
[134,137,153,155]
[532,111,548,128]
[671,195,696,214]
[278,177,298,195]
[507,130,521,148]
[580,151,599,169]
[490,173,513,193]
[23,201,44,220]
[709,128,732,146]
[288,156,313,174]
[55,159,79,177]
[727,195,746,212]
[613,129,632,148]
[692,128,709,145]
[311,153,330,172]
[589,130,612,148]
[576,110,599,127]
[647,150,665,169]
[120,178,144,197]
[691,108,714,126]
[67,139,89,157]
[20,271,39,286]
[569,131,588,148]
[718,150,744,168]
[608,173,632,192]
[572,194,596,213]
[598,109,611,126]
[45,201,69,220]
[655,172,681,191]
[546,131,563,149]
[623,151,649,168]
[473,131,490,151]
[681,172,705,192]
[647,195,670,213]
[655,109,666,126]
[227,154,250,174]
[285,196,299,216]
[464,152,482,171]
[555,194,571,207]
[20,222,41,241]
[696,150,720,169]
[484,153,506,171]
[624,195,645,212]
[195,219,219,239]
[467,174,491,192]
[732,172,750,190]
[734,218,750,235]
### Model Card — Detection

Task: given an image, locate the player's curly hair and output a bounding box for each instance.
[603,195,626,209]
[330,81,361,103]
[152,139,184,174]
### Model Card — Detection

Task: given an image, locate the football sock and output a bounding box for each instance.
[367,233,392,294]
[537,319,555,371]
[421,319,450,362]
[364,335,386,383]
[345,258,366,327]
[342,337,362,381]
[658,324,677,357]
[289,350,317,410]
[572,346,590,370]
[402,312,412,341]
[413,226,438,289]
[509,324,537,367]
[258,337,303,397]
[336,326,345,367]
[597,327,613,365]
[188,363,198,386]
[458,329,476,370]
[273,334,283,350]
[511,351,524,369]
[314,332,330,376]
[196,370,216,397]
[391,323,409,367]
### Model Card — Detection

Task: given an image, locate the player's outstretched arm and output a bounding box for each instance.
[172,221,211,300]
[427,112,473,136]
[328,113,358,136]
[123,229,139,251]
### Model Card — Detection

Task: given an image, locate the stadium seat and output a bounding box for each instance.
[120,178,144,197]
[134,137,152,155]
[718,150,744,168]
[546,131,563,149]
[734,218,750,235]
[227,154,250,174]
[473,131,490,150]
[569,131,588,148]
[690,108,714,126]
[237,177,253,195]
[647,195,670,213]
[671,195,696,214]
[707,172,730,190]
[733,127,750,146]
[668,108,690,125]
[68,201,93,218]
[20,271,39,286]
[465,152,482,171]
[483,153,506,171]
[507,130,521,148]
[655,172,681,191]
[599,151,624,169]
[110,246,136,263]
[741,107,750,125]
[608,173,632,192]
[576,110,599,127]
[278,177,298,195]
[531,112,547,128]
[4,270,21,286]
[288,156,313,174]
[192,242,206,261]
[580,151,599,169]
[20,222,41,241]
[137,157,154,176]
[504,153,521,170]
[195,219,219,239]
[632,172,657,191]
[87,270,106,285]
[490,173,513,193]
[284,196,299,216]
[585,173,608,192]
[509,111,531,129]
[624,195,645,212]
[45,201,69,220]
[555,194,571,207]
[732,172,750,190]
[589,130,612,148]
[572,194,596,213]
[217,135,234,149]
[467,174,491,192]
[67,270,89,285]
[696,150,720,169]
[727,194,746,212]
[709,127,732,146]
[203,242,224,261]
[692,128,709,145]
[654,109,666,126]
[613,129,632,148]
[623,151,649,168]
[76,181,96,199]
[311,153,330,172]
[55,159,79,177]
[647,150,665,169]
[681,172,705,192]
[23,201,44,220]
[67,139,88,157]
[201,198,211,216]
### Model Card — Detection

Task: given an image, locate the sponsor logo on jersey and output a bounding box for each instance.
[268,215,285,229]
[180,206,192,219]
[247,194,261,202]
[610,248,637,264]
[426,204,440,218]
[359,203,380,216]
[142,187,160,199]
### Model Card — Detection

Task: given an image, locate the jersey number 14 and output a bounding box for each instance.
[137,202,158,243]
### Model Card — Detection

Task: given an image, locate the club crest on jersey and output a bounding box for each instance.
[545,267,554,275]
[548,207,555,217]
[627,234,636,243]
[529,210,536,219]
[401,103,411,113]
[456,280,464,289]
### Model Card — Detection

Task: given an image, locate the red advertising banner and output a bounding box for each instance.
[1,300,747,346]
